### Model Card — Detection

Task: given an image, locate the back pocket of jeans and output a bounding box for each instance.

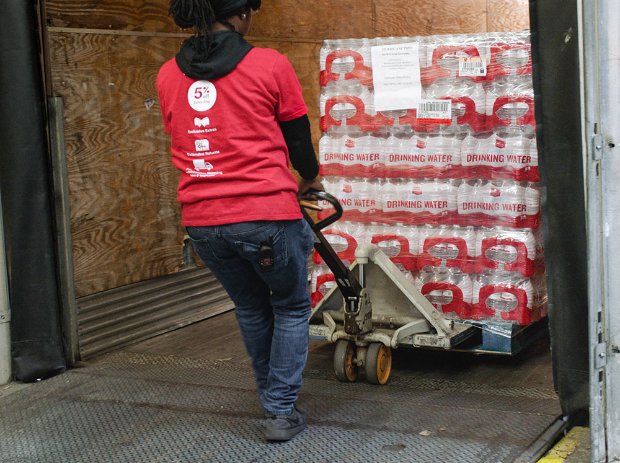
[235,224,287,269]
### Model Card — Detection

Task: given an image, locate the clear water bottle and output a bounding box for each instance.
[319,133,343,178]
[529,140,540,182]
[383,132,416,179]
[381,178,408,225]
[460,130,485,179]
[317,176,341,221]
[524,182,541,229]
[492,181,528,228]
[494,127,533,181]
[417,131,463,179]
[353,135,383,178]
[346,221,369,255]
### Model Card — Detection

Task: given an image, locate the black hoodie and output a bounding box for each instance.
[176,31,253,80]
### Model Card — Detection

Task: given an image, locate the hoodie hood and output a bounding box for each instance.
[176,31,253,80]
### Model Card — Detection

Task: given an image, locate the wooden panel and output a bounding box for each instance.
[44,0,527,39]
[49,32,186,297]
[46,0,175,32]
[45,0,374,39]
[375,0,488,37]
[242,0,374,40]
[487,0,530,32]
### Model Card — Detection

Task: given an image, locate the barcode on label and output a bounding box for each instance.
[417,100,452,121]
[459,57,487,77]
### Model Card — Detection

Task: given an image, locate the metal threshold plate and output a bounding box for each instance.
[0,336,560,462]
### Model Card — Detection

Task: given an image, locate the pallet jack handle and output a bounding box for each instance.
[300,190,343,232]
[300,191,364,305]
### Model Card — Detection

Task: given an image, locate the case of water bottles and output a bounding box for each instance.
[312,31,548,329]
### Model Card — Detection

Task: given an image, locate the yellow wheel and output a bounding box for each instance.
[365,343,392,385]
[334,340,358,382]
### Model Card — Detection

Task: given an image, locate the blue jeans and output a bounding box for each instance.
[186,219,315,416]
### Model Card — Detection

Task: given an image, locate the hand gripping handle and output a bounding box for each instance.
[300,190,343,231]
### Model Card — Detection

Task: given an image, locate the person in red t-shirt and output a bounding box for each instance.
[157,0,323,442]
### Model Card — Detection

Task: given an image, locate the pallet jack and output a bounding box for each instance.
[301,191,477,385]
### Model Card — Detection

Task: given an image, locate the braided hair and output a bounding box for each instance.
[170,0,259,52]
[169,0,217,34]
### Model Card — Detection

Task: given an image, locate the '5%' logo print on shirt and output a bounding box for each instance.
[188,81,217,112]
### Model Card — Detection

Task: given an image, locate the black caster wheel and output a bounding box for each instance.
[365,343,392,385]
[334,339,358,382]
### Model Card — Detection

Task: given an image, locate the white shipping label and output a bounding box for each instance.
[459,56,487,77]
[416,100,452,121]
[371,42,422,111]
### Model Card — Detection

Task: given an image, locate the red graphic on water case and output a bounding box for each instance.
[320,49,373,87]
[496,138,507,149]
[487,42,533,80]
[321,95,372,133]
[474,237,536,277]
[451,97,487,132]
[370,234,417,271]
[418,237,473,273]
[315,230,358,263]
[471,285,534,325]
[398,108,420,130]
[311,273,336,307]
[421,45,488,85]
[490,95,536,130]
[421,282,471,319]
[345,139,356,149]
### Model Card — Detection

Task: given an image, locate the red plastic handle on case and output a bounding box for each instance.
[418,237,471,272]
[491,95,536,129]
[421,282,469,317]
[320,49,374,87]
[322,230,358,262]
[320,95,370,132]
[476,284,531,324]
[371,234,417,270]
[487,43,532,80]
[478,237,533,276]
[311,273,336,307]
[421,45,486,85]
[450,96,487,132]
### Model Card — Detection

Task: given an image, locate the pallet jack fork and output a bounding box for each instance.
[301,191,477,385]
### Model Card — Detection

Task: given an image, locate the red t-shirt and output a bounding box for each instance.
[156,47,308,226]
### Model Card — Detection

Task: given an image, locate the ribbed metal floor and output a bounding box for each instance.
[0,325,560,463]
[77,267,233,359]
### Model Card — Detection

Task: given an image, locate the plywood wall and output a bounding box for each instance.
[45,0,530,297]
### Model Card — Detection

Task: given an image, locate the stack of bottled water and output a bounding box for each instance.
[312,31,547,327]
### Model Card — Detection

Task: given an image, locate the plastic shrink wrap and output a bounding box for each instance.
[312,31,547,327]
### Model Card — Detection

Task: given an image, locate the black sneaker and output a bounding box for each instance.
[264,406,307,442]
